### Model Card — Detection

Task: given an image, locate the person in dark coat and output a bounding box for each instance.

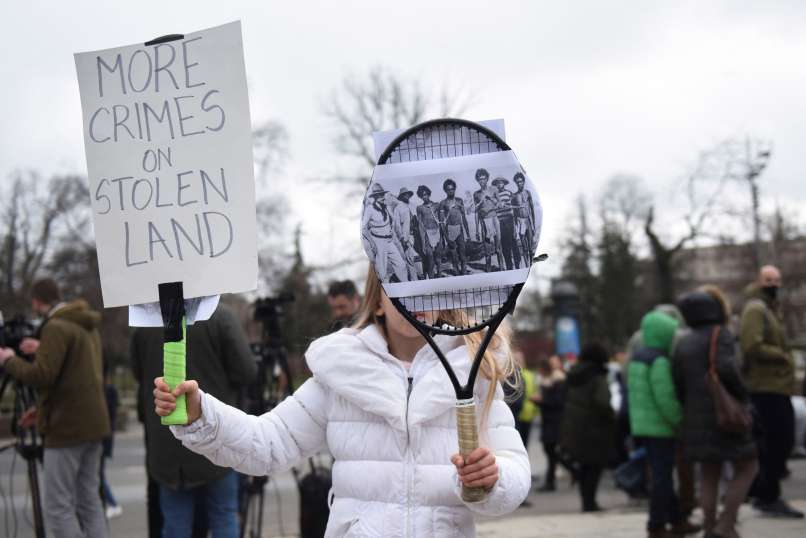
[131,303,257,538]
[534,356,566,492]
[101,363,122,518]
[560,343,615,512]
[673,287,758,538]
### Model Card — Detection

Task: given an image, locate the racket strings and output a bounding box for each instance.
[385,123,502,164]
[400,285,514,332]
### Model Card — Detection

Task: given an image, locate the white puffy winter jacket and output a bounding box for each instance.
[172,325,530,537]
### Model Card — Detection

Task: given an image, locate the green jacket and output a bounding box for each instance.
[739,285,795,395]
[5,301,110,448]
[627,311,682,438]
[131,303,257,489]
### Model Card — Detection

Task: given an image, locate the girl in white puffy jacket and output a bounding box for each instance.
[154,267,531,537]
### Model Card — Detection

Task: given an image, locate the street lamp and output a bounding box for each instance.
[746,138,773,269]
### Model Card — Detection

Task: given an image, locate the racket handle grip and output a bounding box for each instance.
[161,319,188,426]
[456,399,487,503]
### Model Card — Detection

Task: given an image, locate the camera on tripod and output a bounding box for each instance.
[0,310,37,357]
[243,292,296,416]
[0,310,46,537]
[252,292,295,341]
[240,292,298,538]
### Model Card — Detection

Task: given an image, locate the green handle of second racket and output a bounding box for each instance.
[161,318,188,426]
[456,399,487,502]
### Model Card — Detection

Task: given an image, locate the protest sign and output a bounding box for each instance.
[75,21,257,308]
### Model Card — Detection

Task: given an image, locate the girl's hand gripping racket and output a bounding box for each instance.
[365,119,542,502]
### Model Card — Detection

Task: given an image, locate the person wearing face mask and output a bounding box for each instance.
[739,265,803,519]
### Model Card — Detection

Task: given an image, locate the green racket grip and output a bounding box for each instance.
[161,318,188,426]
[456,398,487,503]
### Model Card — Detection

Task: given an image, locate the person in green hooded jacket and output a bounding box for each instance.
[628,311,700,538]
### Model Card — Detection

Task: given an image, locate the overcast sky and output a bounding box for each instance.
[2,1,805,294]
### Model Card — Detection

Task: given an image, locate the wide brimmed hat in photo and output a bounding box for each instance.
[369,183,388,198]
[491,177,509,187]
[397,187,414,200]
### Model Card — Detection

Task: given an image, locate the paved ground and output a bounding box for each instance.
[1,427,805,536]
[476,501,806,537]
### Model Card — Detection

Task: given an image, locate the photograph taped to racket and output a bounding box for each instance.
[362,118,542,502]
[362,122,541,312]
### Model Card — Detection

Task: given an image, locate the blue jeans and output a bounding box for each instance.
[159,470,239,538]
[645,437,681,531]
[100,458,118,507]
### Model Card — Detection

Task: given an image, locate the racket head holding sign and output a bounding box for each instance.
[364,118,542,502]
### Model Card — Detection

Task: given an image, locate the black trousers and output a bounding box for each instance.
[645,437,681,531]
[578,464,603,511]
[751,392,795,504]
[542,441,558,487]
[515,420,532,450]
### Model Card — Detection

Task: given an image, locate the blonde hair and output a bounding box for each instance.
[353,266,520,427]
[698,284,732,321]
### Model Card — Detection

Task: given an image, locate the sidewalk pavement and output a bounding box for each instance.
[476,501,806,537]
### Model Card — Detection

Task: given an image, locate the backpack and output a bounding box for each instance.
[293,458,332,538]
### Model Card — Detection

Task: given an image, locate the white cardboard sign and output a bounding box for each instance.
[75,21,258,308]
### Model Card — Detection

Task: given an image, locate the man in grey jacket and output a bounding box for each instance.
[131,302,257,538]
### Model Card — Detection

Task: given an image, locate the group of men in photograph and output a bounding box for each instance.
[362,167,539,283]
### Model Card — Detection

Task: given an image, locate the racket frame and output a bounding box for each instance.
[375,118,527,502]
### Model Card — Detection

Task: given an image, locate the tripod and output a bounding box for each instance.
[0,374,46,538]
[239,319,293,538]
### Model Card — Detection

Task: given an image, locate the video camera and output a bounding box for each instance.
[253,291,295,317]
[0,310,36,355]
[252,292,295,341]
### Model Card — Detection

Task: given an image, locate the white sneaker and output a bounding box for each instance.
[106,505,123,519]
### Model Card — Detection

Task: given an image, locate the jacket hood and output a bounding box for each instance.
[678,291,724,328]
[51,300,101,331]
[654,304,685,325]
[744,282,778,307]
[640,311,678,353]
[304,324,469,433]
[566,360,606,387]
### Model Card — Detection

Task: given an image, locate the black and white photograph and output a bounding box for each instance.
[361,150,541,298]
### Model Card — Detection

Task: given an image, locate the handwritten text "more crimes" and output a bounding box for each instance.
[88,37,225,144]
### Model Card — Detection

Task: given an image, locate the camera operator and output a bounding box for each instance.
[0,278,110,538]
[130,302,256,538]
[326,280,361,331]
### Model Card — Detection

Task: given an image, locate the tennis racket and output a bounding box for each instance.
[371,118,539,502]
[159,281,188,426]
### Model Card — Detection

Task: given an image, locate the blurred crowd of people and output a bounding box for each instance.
[511,264,805,538]
[1,264,803,538]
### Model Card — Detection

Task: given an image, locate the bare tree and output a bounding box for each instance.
[598,174,653,238]
[253,120,289,186]
[560,195,598,341]
[0,171,90,309]
[322,66,474,195]
[249,120,294,292]
[730,137,773,269]
[644,140,740,303]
